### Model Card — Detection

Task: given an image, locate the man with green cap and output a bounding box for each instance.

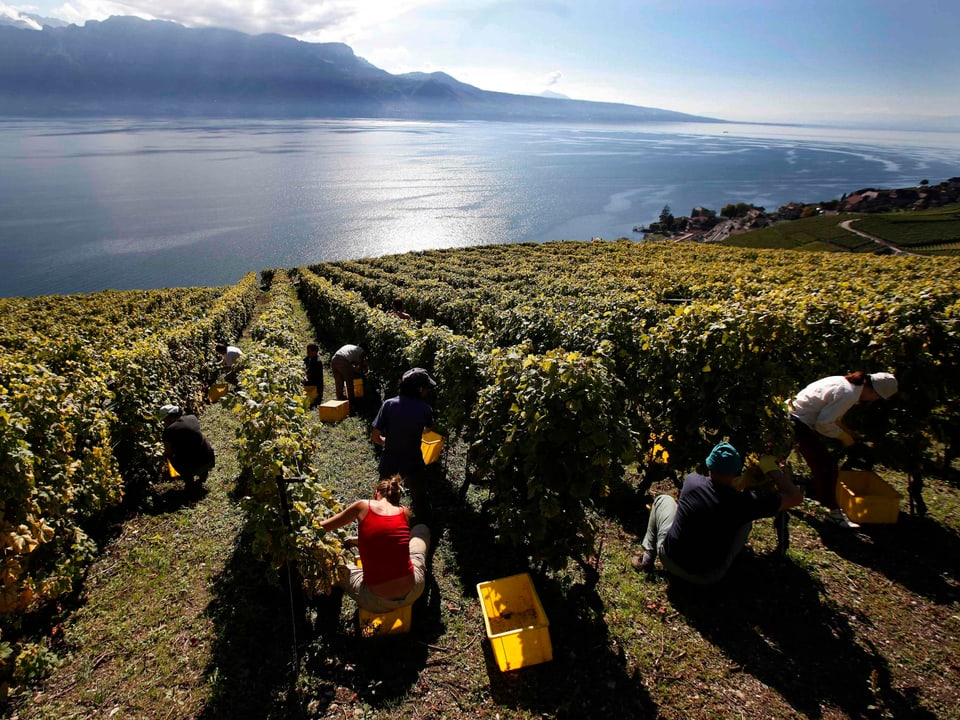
[631,441,802,584]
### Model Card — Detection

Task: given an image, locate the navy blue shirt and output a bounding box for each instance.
[373,395,434,476]
[662,473,781,576]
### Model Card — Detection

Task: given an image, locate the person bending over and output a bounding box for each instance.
[215,342,243,385]
[158,404,216,490]
[330,343,368,404]
[790,371,897,528]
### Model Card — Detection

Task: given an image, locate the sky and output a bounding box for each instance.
[2,0,960,128]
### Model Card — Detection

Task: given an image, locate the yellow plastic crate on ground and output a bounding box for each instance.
[318,399,350,422]
[421,431,445,465]
[354,557,412,636]
[358,605,412,637]
[476,572,552,671]
[836,470,901,524]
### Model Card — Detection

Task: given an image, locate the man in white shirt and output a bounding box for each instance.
[215,342,243,384]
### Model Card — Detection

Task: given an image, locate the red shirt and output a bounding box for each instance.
[358,505,413,586]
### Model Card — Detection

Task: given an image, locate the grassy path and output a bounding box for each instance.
[17,397,246,719]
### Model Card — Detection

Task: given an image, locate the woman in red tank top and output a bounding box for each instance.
[319,475,431,612]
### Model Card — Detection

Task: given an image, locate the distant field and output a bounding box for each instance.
[722,213,873,252]
[724,204,960,256]
[855,203,960,253]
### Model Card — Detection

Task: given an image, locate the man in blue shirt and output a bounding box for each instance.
[631,442,802,584]
[372,368,436,517]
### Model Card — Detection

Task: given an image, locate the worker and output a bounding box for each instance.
[790,371,898,528]
[631,442,802,583]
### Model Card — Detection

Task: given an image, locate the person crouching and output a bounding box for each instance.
[319,475,430,613]
[158,404,216,491]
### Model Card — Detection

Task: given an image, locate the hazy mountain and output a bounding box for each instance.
[0,16,722,123]
[540,90,571,100]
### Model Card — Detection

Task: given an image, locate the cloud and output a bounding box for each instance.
[1,3,44,28]
[542,70,563,87]
[36,0,441,41]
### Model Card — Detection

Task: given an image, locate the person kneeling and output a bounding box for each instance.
[319,475,430,612]
[631,442,802,584]
[158,404,215,491]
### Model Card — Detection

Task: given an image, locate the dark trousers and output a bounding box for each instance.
[792,418,839,510]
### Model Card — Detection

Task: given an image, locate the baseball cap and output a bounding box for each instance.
[400,367,436,390]
[705,442,743,476]
[157,404,181,419]
[869,372,898,400]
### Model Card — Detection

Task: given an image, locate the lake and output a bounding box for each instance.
[1,118,959,297]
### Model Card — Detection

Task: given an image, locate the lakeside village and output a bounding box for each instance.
[630,176,960,243]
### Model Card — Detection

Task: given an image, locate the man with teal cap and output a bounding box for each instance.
[631,441,802,584]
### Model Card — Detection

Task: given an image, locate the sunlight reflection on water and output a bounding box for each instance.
[1,118,958,296]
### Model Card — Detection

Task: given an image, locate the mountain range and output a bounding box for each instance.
[0,15,721,123]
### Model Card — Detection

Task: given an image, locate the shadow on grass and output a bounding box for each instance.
[298,602,431,713]
[816,513,960,605]
[601,472,659,538]
[198,527,304,720]
[666,553,938,719]
[128,477,210,516]
[444,471,659,718]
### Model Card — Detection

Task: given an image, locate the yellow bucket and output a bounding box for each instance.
[358,605,412,637]
[354,556,412,636]
[421,431,444,465]
[319,399,350,422]
[208,383,229,402]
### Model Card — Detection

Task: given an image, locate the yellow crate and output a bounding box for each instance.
[353,556,412,636]
[353,377,365,398]
[836,470,901,524]
[305,385,318,401]
[477,573,552,671]
[421,431,445,465]
[207,382,229,402]
[358,604,412,637]
[167,459,180,479]
[318,399,350,422]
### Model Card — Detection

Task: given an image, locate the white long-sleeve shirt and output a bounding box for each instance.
[790,375,862,444]
[222,346,242,368]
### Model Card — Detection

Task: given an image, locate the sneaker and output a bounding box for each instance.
[826,510,860,529]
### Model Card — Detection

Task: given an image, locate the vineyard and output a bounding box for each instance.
[2,241,960,718]
[723,203,960,255]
